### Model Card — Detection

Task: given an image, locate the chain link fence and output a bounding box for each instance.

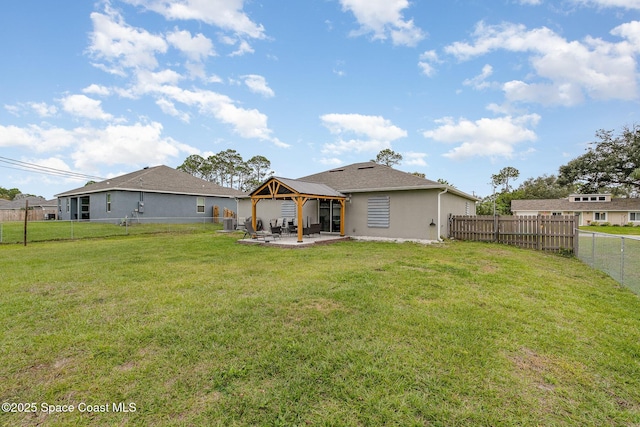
[0,217,236,244]
[576,230,640,295]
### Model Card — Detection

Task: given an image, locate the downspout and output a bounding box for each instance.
[437,187,448,242]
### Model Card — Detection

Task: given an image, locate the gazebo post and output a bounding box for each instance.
[339,199,346,237]
[296,196,304,243]
[251,198,259,231]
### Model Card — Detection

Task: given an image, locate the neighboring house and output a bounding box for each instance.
[511,194,640,226]
[240,162,479,241]
[56,165,245,222]
[0,195,57,221]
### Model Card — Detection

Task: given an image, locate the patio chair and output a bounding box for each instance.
[243,219,275,241]
[269,219,282,238]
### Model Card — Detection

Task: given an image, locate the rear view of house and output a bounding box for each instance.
[56,165,245,222]
[239,162,479,241]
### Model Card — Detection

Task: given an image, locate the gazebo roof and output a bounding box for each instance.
[250,176,345,199]
[247,176,346,242]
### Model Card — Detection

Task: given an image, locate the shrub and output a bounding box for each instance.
[600,222,611,227]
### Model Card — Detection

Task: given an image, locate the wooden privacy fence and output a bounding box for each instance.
[449,214,579,253]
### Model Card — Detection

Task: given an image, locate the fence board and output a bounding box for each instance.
[449,215,578,253]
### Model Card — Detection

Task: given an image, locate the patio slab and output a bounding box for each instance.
[237,233,350,247]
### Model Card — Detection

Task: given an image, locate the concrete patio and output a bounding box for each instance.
[237,232,350,247]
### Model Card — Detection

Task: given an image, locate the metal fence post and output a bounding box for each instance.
[621,237,625,286]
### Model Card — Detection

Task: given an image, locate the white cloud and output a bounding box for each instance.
[463,64,494,90]
[339,0,425,46]
[4,104,21,116]
[445,21,639,105]
[321,113,407,154]
[572,0,640,9]
[404,151,428,167]
[29,102,58,117]
[156,98,190,122]
[318,157,344,166]
[88,8,168,74]
[423,114,540,160]
[60,94,114,121]
[122,0,266,39]
[83,84,111,96]
[0,122,195,169]
[241,74,275,98]
[418,50,440,77]
[71,122,194,169]
[166,28,215,61]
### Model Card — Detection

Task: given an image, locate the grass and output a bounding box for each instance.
[1,231,640,426]
[0,220,220,244]
[579,224,640,236]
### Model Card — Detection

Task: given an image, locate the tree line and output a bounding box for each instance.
[477,125,640,215]
[177,150,274,192]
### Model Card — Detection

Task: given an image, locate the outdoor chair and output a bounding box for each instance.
[243,219,275,241]
[269,219,282,238]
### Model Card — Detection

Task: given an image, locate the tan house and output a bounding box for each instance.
[511,194,640,226]
[239,162,479,241]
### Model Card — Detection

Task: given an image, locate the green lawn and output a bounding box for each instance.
[579,224,640,235]
[0,220,220,244]
[1,232,639,426]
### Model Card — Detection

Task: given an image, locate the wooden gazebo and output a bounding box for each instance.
[249,177,346,243]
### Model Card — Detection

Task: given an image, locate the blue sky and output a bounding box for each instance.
[2,0,640,199]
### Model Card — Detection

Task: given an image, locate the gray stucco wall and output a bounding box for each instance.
[57,191,238,223]
[346,189,475,240]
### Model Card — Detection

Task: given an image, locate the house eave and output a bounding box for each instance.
[339,185,480,201]
[55,187,240,198]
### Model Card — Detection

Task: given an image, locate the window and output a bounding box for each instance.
[630,212,640,222]
[196,197,205,213]
[65,199,70,213]
[281,201,296,218]
[368,196,390,228]
[106,193,111,212]
[465,202,470,215]
[594,212,607,221]
[552,212,563,216]
[598,196,606,201]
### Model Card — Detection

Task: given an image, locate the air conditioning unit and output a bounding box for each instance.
[223,218,236,231]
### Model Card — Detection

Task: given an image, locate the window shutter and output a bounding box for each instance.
[368,196,390,228]
[281,201,296,217]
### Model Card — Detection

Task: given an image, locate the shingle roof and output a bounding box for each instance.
[512,198,640,212]
[273,177,345,198]
[55,165,246,198]
[298,162,479,200]
[0,196,57,209]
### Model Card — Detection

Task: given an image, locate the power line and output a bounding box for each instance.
[0,156,106,181]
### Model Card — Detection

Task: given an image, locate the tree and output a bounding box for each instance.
[177,151,274,191]
[372,149,402,167]
[558,125,640,196]
[512,175,573,200]
[0,187,21,200]
[177,154,209,180]
[491,167,520,193]
[245,155,274,191]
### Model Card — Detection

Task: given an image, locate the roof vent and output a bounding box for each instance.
[329,169,345,173]
[357,166,374,170]
[143,166,149,169]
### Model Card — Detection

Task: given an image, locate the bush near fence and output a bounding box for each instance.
[448,214,578,253]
